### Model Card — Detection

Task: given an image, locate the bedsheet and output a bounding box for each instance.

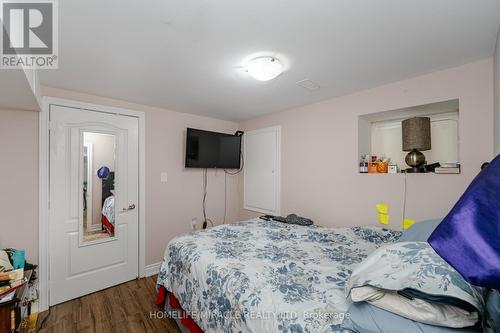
[157,219,400,332]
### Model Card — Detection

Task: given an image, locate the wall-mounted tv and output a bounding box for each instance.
[185,128,242,169]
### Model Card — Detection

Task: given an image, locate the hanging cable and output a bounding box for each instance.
[224,149,244,175]
[202,168,207,223]
[402,171,408,231]
[202,168,213,229]
[223,171,227,224]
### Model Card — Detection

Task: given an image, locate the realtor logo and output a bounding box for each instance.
[1,0,58,68]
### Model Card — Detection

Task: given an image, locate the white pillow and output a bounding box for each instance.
[350,286,478,328]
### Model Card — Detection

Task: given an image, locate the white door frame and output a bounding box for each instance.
[38,96,146,311]
[83,142,97,231]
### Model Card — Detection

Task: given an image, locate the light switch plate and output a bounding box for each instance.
[160,172,168,183]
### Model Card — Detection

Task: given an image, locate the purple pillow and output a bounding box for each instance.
[428,155,500,290]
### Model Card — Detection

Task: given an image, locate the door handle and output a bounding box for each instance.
[123,204,136,211]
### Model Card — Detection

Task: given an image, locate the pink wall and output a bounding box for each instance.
[238,59,494,229]
[42,87,240,265]
[0,58,495,267]
[0,110,39,263]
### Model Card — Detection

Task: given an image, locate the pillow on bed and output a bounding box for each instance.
[349,286,478,328]
[342,301,481,333]
[399,218,442,242]
[428,154,500,290]
[346,242,485,328]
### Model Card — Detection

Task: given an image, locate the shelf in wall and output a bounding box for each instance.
[357,99,460,174]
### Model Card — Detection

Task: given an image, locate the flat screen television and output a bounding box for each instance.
[185,128,242,169]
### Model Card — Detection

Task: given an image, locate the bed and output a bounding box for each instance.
[156,218,401,332]
[156,158,499,333]
[101,195,115,234]
[100,172,115,234]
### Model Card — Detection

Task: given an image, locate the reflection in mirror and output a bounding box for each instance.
[82,132,116,242]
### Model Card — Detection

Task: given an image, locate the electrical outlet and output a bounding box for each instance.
[191,217,197,230]
[160,172,168,183]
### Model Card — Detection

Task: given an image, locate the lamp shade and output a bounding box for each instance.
[402,117,431,151]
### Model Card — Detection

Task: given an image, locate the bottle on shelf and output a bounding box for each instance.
[359,155,368,173]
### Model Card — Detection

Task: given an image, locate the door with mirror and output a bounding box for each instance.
[82,132,117,242]
[49,105,139,305]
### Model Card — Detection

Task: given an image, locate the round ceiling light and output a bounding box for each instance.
[245,56,283,81]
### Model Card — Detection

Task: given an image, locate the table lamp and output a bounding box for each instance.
[402,117,431,173]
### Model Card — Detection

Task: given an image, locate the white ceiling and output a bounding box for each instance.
[39,0,500,121]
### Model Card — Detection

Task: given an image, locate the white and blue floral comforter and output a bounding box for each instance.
[157,219,401,333]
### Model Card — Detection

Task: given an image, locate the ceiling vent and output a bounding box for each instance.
[296,79,320,91]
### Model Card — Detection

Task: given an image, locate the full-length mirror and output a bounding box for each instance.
[82,132,116,242]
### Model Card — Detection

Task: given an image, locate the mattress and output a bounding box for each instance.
[156,218,401,332]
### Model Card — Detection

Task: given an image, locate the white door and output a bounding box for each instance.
[244,126,281,215]
[49,105,139,305]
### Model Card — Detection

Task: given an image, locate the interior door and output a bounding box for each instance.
[49,105,139,305]
[244,126,281,215]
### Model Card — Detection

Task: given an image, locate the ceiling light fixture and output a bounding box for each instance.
[245,56,283,81]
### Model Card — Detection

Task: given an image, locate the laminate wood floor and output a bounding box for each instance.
[36,275,181,333]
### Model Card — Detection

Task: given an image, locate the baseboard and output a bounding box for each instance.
[144,262,161,277]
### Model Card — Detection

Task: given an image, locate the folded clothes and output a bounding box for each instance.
[284,214,314,226]
[259,214,314,226]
